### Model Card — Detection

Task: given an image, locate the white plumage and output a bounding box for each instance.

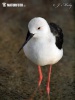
[23,17,63,66]
[18,17,64,99]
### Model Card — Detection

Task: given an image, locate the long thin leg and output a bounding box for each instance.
[38,65,43,99]
[38,65,43,87]
[46,65,52,100]
[29,66,43,100]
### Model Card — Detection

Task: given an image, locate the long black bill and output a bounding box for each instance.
[18,30,34,53]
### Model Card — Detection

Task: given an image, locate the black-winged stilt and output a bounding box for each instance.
[18,17,63,100]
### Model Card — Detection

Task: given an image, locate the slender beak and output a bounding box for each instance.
[18,31,34,53]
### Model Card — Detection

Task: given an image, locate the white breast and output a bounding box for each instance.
[23,38,63,66]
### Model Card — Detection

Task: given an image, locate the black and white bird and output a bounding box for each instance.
[18,17,63,99]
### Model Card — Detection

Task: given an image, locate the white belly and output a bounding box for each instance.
[23,39,63,66]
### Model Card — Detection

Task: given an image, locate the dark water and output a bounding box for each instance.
[0,0,75,100]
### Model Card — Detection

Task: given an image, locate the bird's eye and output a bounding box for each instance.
[38,27,41,30]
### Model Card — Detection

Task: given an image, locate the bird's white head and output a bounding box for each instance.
[28,17,51,38]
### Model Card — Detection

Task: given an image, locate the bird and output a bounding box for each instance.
[18,17,63,100]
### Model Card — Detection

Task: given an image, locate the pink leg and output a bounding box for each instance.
[38,65,43,86]
[46,65,52,96]
[29,66,43,100]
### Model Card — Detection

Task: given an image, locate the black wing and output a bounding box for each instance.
[49,22,63,49]
[18,30,34,53]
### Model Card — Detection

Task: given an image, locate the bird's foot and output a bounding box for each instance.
[29,87,38,100]
[38,86,43,99]
[28,86,43,100]
[47,94,50,100]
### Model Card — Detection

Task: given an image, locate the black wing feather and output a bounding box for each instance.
[49,22,63,49]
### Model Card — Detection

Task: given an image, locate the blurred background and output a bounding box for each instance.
[0,0,75,100]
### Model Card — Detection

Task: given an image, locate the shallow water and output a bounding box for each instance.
[0,0,75,100]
